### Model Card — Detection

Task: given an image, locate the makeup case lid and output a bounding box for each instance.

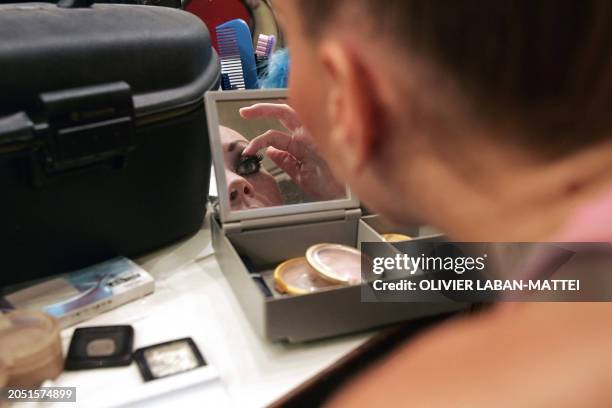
[0,3,219,118]
[0,310,62,377]
[206,89,361,231]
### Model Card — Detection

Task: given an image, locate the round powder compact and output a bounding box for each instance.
[0,310,64,388]
[274,257,339,295]
[306,244,363,285]
[382,233,412,242]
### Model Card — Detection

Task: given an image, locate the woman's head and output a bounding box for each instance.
[276,0,612,239]
[220,126,283,210]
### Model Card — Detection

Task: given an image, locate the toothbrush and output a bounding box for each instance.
[254,34,277,78]
[255,34,276,59]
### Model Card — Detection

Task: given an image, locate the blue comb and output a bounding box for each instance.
[216,19,258,90]
[220,60,246,91]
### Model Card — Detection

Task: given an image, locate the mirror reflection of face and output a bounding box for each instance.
[220,126,283,211]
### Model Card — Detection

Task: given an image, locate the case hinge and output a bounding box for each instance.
[222,208,363,234]
[38,82,135,175]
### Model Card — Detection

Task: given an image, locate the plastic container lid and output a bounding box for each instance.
[274,257,338,295]
[0,310,63,388]
[306,243,363,285]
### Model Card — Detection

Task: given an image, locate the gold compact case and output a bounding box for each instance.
[274,257,339,295]
[382,233,413,242]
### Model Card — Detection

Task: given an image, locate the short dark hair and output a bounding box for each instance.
[297,0,612,154]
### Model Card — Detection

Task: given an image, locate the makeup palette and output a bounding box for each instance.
[206,89,466,342]
[274,257,338,295]
[65,325,134,370]
[133,338,206,382]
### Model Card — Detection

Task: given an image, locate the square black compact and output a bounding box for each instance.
[65,325,134,370]
[133,337,206,382]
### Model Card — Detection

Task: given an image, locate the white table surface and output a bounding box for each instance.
[45,217,373,408]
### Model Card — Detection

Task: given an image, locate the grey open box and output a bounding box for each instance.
[206,89,466,342]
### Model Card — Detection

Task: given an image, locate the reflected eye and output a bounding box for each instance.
[236,154,263,176]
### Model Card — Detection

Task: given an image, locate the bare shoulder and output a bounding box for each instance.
[328,303,612,408]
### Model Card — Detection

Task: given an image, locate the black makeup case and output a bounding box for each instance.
[0,2,220,285]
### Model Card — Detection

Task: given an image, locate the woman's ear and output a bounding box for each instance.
[320,40,382,174]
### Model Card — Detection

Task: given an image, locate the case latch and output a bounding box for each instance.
[0,113,36,155]
[39,82,135,175]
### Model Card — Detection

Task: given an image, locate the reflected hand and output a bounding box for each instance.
[240,103,345,200]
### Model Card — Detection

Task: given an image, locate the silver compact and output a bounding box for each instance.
[133,338,205,382]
